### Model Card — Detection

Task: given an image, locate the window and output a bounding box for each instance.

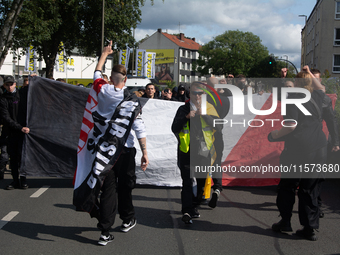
[187,63,191,71]
[333,55,340,72]
[187,75,190,83]
[336,1,340,19]
[315,32,319,46]
[335,29,340,46]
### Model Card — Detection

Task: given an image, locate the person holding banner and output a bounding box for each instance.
[73,41,148,246]
[0,76,30,189]
[172,82,221,224]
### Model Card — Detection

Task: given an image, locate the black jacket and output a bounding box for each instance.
[0,88,27,136]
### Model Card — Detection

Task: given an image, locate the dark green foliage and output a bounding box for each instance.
[9,0,154,77]
[193,30,269,77]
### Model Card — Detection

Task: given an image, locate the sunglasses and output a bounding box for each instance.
[192,91,203,96]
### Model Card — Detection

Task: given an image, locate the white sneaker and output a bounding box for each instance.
[120,218,137,232]
[98,234,114,246]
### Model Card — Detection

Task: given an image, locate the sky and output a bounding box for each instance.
[135,0,318,71]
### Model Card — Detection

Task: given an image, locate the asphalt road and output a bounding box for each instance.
[1,170,340,255]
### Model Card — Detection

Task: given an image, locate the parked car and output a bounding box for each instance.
[125,76,153,93]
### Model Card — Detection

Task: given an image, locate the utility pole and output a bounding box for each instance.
[101,0,105,53]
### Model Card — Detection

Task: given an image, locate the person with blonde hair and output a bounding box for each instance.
[172,81,221,224]
[269,71,339,241]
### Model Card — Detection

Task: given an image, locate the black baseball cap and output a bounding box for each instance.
[4,76,16,84]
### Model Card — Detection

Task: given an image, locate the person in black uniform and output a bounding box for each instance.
[0,84,9,180]
[268,71,339,241]
[0,76,30,189]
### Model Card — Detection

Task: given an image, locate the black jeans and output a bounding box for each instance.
[97,147,137,234]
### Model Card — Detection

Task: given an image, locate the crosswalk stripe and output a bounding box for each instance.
[30,185,50,198]
[0,211,19,229]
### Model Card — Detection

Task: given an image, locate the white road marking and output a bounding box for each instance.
[0,211,19,229]
[30,185,50,198]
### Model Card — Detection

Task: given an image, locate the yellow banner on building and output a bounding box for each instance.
[67,79,93,87]
[147,49,175,64]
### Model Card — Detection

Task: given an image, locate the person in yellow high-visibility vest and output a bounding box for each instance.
[172,82,221,224]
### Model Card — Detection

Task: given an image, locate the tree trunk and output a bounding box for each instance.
[0,0,25,68]
[42,39,59,79]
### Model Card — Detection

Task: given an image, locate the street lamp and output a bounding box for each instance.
[299,15,307,67]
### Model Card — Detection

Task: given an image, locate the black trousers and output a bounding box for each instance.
[97,147,137,234]
[7,133,24,180]
[179,156,205,216]
[212,145,223,192]
[0,127,9,173]
[276,146,326,229]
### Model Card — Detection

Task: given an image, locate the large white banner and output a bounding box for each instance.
[135,99,183,186]
[134,93,279,187]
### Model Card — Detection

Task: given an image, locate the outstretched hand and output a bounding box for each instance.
[281,68,288,78]
[103,40,114,56]
[302,65,311,73]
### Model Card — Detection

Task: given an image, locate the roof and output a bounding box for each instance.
[162,33,201,50]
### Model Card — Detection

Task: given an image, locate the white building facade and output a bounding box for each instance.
[0,48,111,86]
[139,29,206,86]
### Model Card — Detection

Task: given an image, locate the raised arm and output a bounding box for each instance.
[95,41,114,72]
[302,65,325,92]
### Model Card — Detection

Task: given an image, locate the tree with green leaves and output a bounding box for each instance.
[193,30,269,77]
[9,0,156,78]
[0,0,25,67]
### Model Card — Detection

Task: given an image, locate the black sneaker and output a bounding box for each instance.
[272,219,292,232]
[20,176,28,189]
[21,183,29,189]
[6,181,20,190]
[120,218,137,232]
[192,208,200,218]
[208,189,220,208]
[319,210,324,218]
[182,213,193,224]
[200,198,208,205]
[98,234,114,245]
[296,227,317,241]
